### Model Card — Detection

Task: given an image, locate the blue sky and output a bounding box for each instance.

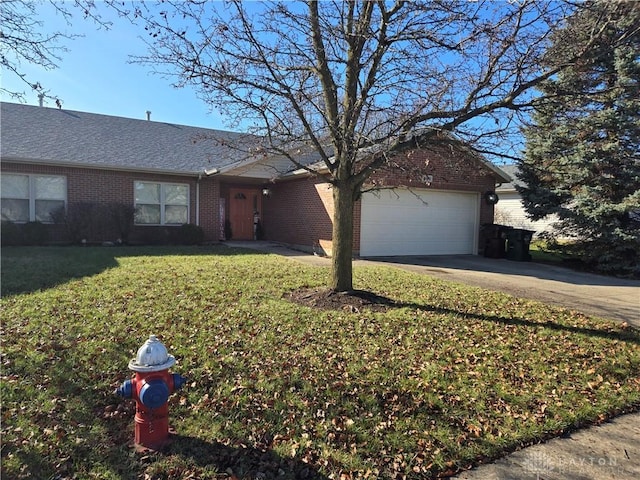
[1,1,529,162]
[2,1,230,130]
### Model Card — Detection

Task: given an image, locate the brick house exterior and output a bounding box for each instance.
[1,102,509,255]
[1,161,222,244]
[262,176,340,254]
[262,135,503,256]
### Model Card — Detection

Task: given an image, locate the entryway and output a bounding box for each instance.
[228,187,261,240]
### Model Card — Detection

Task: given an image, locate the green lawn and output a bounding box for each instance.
[2,246,639,480]
[529,240,572,265]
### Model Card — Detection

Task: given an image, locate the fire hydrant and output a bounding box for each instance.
[115,335,186,451]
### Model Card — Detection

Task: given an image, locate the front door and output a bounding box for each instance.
[229,188,260,240]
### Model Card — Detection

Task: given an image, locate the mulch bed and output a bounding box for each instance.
[285,287,397,313]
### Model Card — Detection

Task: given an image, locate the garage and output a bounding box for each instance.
[360,188,479,256]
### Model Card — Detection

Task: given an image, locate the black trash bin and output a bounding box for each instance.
[505,229,535,261]
[481,224,512,258]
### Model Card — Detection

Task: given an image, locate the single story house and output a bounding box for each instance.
[1,102,510,256]
[495,164,559,237]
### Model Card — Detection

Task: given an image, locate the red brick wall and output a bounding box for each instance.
[1,162,220,244]
[198,177,220,241]
[261,176,333,253]
[261,177,363,255]
[369,144,496,194]
[3,146,498,251]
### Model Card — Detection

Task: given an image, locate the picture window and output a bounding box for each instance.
[134,181,189,225]
[1,174,66,223]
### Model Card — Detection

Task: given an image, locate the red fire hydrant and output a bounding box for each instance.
[115,335,186,451]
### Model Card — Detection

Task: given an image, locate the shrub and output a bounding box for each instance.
[136,227,170,245]
[51,203,97,244]
[1,221,23,246]
[175,223,204,245]
[107,203,137,244]
[51,202,138,244]
[21,222,49,246]
[1,221,50,246]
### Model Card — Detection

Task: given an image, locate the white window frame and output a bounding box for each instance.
[1,173,67,223]
[134,181,190,226]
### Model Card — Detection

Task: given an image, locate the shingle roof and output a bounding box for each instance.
[1,102,513,184]
[1,102,260,175]
[495,164,521,191]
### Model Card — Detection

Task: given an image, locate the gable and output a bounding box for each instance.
[366,141,505,191]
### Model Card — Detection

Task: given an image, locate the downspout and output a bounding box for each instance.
[196,174,202,226]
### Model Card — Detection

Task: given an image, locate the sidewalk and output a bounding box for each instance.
[452,412,640,480]
[225,241,640,480]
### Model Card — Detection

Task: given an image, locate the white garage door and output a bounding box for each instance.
[360,189,479,256]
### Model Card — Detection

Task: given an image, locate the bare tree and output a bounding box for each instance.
[0,0,107,101]
[110,0,608,291]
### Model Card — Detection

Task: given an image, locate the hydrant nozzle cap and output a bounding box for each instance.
[128,334,176,372]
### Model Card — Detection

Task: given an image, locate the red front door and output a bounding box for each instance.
[229,188,260,240]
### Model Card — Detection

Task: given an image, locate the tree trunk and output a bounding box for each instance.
[331,182,355,292]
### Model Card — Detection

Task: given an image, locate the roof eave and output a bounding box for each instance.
[0,156,203,177]
[484,162,512,184]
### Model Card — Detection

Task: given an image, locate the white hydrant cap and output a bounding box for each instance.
[128,335,176,372]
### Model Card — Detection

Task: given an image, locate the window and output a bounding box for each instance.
[134,181,189,225]
[1,174,66,223]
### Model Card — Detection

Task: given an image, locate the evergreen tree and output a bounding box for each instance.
[518,1,640,275]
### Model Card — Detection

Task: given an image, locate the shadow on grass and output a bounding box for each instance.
[169,434,329,479]
[408,304,640,345]
[398,300,639,344]
[386,297,640,345]
[323,290,640,345]
[0,245,261,296]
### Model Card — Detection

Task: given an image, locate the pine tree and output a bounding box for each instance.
[518,1,640,275]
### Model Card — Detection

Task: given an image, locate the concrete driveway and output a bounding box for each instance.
[362,255,639,327]
[225,242,640,327]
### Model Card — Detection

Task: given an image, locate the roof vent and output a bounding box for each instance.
[146,110,151,121]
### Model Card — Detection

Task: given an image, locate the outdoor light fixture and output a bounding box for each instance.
[262,188,272,197]
[484,191,499,205]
